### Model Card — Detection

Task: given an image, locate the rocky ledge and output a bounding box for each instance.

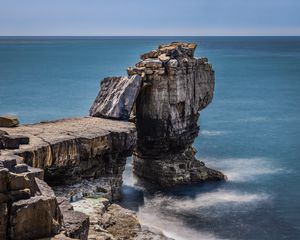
[0,117,136,200]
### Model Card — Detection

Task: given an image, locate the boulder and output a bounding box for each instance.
[9,195,62,239]
[58,197,89,240]
[0,115,19,127]
[0,154,88,240]
[13,163,29,173]
[0,155,18,170]
[90,75,142,120]
[1,134,29,149]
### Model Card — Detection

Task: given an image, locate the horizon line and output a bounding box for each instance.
[0,35,300,37]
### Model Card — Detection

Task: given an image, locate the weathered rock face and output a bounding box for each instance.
[57,197,90,240]
[0,155,63,240]
[131,42,225,186]
[0,155,89,240]
[0,117,136,200]
[72,197,173,240]
[1,134,29,149]
[90,75,142,120]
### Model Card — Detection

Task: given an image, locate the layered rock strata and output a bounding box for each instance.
[130,42,225,186]
[0,154,89,240]
[0,117,136,200]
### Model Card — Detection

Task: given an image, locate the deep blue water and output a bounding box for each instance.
[1,37,300,239]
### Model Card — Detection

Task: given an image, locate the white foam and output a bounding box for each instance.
[205,157,287,182]
[137,205,222,240]
[136,188,268,240]
[166,190,268,210]
[201,130,227,136]
[141,189,268,212]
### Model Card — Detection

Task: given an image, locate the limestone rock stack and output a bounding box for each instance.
[130,42,225,186]
[90,42,225,187]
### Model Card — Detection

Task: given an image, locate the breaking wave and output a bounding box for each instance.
[205,157,287,182]
[137,189,268,240]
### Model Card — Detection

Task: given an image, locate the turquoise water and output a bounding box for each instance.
[1,37,300,239]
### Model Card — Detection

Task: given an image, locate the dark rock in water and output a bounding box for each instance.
[131,42,225,186]
[134,147,225,186]
[1,134,29,149]
[0,115,19,127]
[90,75,142,120]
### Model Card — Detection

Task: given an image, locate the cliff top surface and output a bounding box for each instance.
[0,117,136,156]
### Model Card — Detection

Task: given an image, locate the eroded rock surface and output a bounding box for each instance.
[0,155,89,240]
[90,75,142,120]
[131,42,225,186]
[0,117,136,200]
[0,155,62,240]
[72,197,173,240]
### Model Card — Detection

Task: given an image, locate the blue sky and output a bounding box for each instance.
[0,0,299,36]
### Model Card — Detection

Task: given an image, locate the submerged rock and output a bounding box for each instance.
[90,75,142,120]
[131,42,225,186]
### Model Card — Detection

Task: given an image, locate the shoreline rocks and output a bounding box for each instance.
[0,154,90,240]
[0,117,136,201]
[71,197,173,240]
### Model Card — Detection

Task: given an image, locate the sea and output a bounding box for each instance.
[0,36,299,240]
